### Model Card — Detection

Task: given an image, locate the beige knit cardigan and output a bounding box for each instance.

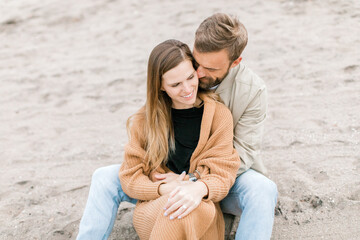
[119,95,240,240]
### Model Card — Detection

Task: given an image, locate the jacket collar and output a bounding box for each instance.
[215,63,244,94]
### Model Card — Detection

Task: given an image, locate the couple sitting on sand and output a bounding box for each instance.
[77,13,278,240]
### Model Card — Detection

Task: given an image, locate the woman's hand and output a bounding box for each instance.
[163,181,208,220]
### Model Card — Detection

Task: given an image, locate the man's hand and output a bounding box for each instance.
[158,172,186,195]
[163,181,208,220]
[150,171,180,183]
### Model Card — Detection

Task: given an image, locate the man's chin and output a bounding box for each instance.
[199,78,214,90]
[199,82,209,90]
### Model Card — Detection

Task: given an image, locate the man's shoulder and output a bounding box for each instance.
[216,64,267,108]
[234,63,266,90]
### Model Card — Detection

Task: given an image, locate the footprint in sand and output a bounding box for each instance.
[0,203,24,218]
[16,180,31,186]
[109,102,125,113]
[309,119,327,127]
[53,219,80,239]
[313,170,329,182]
[348,188,360,201]
[107,78,125,87]
[343,65,359,73]
[343,79,355,83]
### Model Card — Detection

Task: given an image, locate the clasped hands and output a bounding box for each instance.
[151,171,208,220]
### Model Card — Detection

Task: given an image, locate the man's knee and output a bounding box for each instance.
[262,178,278,203]
[250,176,277,208]
[91,165,121,189]
[238,170,278,204]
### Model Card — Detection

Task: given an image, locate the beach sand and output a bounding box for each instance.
[1,0,359,239]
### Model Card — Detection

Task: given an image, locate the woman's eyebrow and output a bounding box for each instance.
[186,70,196,80]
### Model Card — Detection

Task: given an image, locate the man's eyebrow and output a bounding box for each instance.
[193,56,219,71]
[204,66,219,71]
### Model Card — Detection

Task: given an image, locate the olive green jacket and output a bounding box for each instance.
[216,63,267,176]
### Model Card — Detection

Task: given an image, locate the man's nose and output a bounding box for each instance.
[196,66,206,78]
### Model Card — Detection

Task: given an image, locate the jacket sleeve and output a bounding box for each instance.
[233,85,267,175]
[119,117,163,201]
[197,104,241,203]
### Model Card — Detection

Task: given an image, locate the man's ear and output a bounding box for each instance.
[230,56,242,68]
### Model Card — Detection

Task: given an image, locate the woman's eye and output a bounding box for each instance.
[172,83,180,87]
[189,74,194,79]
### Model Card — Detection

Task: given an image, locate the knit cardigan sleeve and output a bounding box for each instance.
[119,116,163,201]
[196,103,241,203]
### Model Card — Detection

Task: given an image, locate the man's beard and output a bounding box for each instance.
[198,76,222,90]
[198,67,230,90]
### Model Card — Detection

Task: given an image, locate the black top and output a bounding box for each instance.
[166,106,204,174]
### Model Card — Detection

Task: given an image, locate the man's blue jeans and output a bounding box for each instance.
[77,165,278,240]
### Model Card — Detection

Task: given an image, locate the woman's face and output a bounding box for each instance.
[161,59,199,109]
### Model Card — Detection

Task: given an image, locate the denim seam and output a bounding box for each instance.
[102,195,120,240]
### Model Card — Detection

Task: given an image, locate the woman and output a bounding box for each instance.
[119,39,240,240]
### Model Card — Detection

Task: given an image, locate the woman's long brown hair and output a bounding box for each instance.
[127,39,222,173]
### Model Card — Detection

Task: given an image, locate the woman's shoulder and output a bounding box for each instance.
[201,94,232,125]
[213,101,232,123]
[214,100,230,112]
[127,106,147,141]
[129,106,146,125]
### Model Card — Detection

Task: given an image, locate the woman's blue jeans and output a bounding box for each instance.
[77,165,278,240]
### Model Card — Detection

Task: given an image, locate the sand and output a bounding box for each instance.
[0,0,359,239]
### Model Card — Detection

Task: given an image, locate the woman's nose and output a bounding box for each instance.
[183,81,192,92]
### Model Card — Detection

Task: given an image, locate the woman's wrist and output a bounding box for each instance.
[158,182,167,196]
[195,181,208,198]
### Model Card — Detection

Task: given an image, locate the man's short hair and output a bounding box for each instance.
[195,13,248,62]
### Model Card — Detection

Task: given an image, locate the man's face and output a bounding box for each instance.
[193,48,232,89]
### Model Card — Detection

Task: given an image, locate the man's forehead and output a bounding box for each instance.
[193,48,229,69]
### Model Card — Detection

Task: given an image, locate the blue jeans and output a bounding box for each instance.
[77,165,277,240]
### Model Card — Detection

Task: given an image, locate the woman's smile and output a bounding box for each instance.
[182,91,194,99]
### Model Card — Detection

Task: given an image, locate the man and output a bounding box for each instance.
[77,13,277,240]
